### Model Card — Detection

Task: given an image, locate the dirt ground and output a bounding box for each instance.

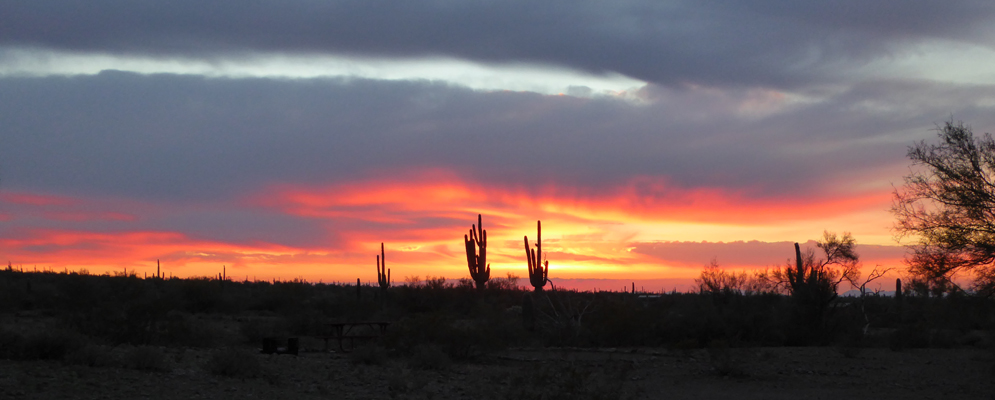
[1,343,992,400]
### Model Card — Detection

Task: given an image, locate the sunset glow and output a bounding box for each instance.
[0,170,907,291]
[3,1,993,292]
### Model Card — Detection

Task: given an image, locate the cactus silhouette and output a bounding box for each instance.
[788,242,805,290]
[376,242,390,291]
[787,242,831,300]
[895,277,903,319]
[525,220,549,292]
[464,214,490,290]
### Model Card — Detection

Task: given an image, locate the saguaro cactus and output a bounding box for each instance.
[464,214,490,290]
[788,242,804,290]
[377,243,390,291]
[895,277,903,318]
[525,220,549,292]
[787,242,828,298]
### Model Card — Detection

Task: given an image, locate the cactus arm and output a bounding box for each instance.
[478,217,486,278]
[477,214,484,247]
[525,236,534,275]
[537,220,542,265]
[465,234,477,273]
[530,248,537,279]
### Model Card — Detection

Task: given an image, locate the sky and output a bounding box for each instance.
[3,1,995,291]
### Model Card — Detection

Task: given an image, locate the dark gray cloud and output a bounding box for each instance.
[2,1,994,87]
[2,71,993,204]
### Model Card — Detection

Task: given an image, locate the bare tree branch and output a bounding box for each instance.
[892,120,995,294]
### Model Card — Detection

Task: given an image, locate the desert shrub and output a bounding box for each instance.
[959,330,993,348]
[248,280,312,314]
[384,311,514,361]
[889,324,931,350]
[705,340,748,377]
[831,304,868,358]
[350,344,389,366]
[500,360,636,400]
[178,278,225,313]
[238,317,289,345]
[0,273,30,312]
[162,312,227,347]
[382,313,446,353]
[0,328,24,359]
[444,319,506,360]
[64,286,175,345]
[487,273,521,291]
[386,367,429,397]
[66,344,118,367]
[835,331,865,359]
[125,346,170,372]
[587,297,652,347]
[407,344,450,370]
[286,310,325,336]
[206,347,263,378]
[528,291,597,347]
[19,330,85,361]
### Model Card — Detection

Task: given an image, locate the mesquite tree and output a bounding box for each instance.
[893,120,995,296]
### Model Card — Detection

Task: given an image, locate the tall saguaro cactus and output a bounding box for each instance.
[525,220,549,292]
[376,242,390,291]
[465,214,490,290]
[788,242,805,291]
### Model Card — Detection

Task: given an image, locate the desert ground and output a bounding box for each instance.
[2,342,991,399]
[2,271,993,399]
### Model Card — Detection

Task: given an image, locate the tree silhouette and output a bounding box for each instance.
[892,120,995,296]
[768,232,860,334]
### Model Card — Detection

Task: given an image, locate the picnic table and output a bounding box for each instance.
[322,321,391,352]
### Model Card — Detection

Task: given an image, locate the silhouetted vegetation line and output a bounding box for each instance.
[0,266,991,370]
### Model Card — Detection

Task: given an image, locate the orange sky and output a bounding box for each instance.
[0,169,908,292]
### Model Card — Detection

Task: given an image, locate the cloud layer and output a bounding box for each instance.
[4,1,995,87]
[7,71,991,204]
